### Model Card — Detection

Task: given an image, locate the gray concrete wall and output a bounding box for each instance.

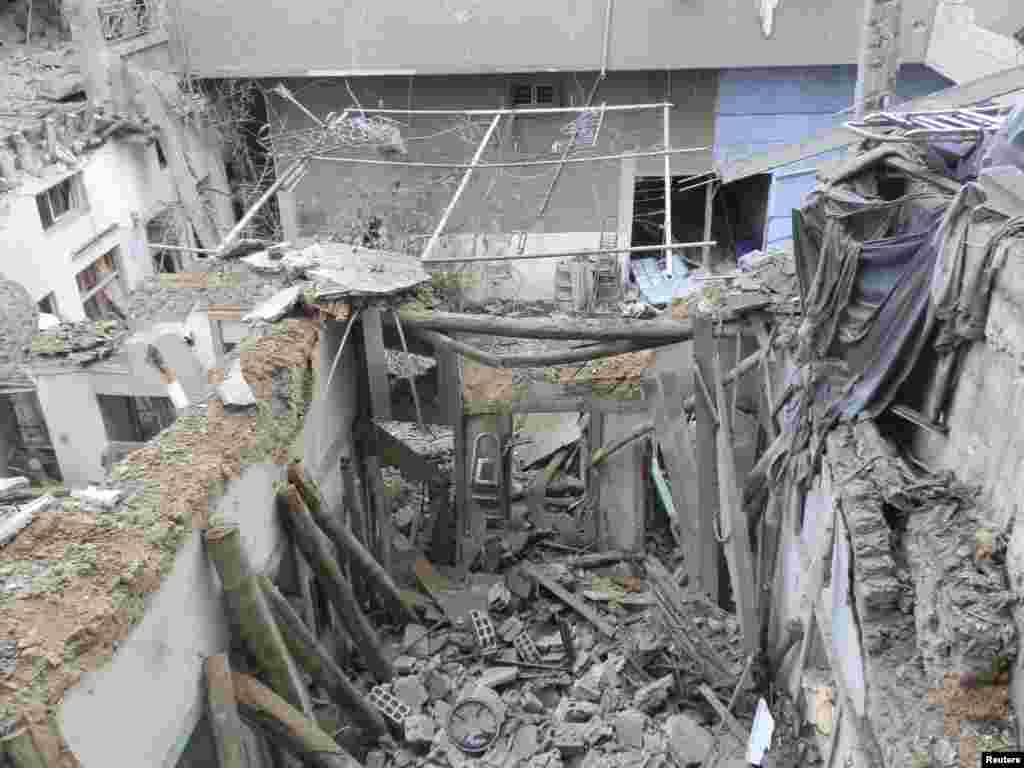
[273,70,717,248]
[913,239,1024,739]
[57,461,287,768]
[169,0,942,78]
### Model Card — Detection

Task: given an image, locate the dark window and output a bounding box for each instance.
[37,293,57,316]
[36,174,86,230]
[77,250,126,320]
[510,83,557,107]
[154,139,168,168]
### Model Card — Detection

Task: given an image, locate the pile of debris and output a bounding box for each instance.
[25,319,129,364]
[184,459,791,768]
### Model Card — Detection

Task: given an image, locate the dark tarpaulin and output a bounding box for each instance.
[791,147,957,422]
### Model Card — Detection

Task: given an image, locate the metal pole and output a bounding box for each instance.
[335,102,672,117]
[663,102,673,278]
[307,144,709,169]
[702,180,715,273]
[423,240,716,265]
[216,159,307,256]
[420,114,502,261]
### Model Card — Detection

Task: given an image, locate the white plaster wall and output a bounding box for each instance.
[0,139,175,319]
[58,462,288,768]
[57,320,360,768]
[32,370,108,486]
[426,231,603,304]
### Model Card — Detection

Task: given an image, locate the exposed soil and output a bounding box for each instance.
[556,349,654,384]
[462,359,517,404]
[0,319,319,756]
[928,674,1012,768]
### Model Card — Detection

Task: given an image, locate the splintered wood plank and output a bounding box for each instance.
[691,312,721,601]
[644,371,701,581]
[361,307,391,422]
[712,328,759,657]
[523,563,617,638]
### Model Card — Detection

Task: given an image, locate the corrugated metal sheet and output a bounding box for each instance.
[714,65,954,249]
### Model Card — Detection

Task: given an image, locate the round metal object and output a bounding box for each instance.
[446,689,506,755]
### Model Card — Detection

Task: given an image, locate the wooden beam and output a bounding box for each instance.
[434,347,464,565]
[204,523,313,715]
[523,563,617,638]
[590,420,653,468]
[711,329,759,656]
[467,396,648,416]
[261,578,389,739]
[289,463,412,623]
[397,309,694,342]
[644,372,701,582]
[360,308,391,422]
[409,326,671,369]
[232,672,364,768]
[276,486,393,681]
[206,654,246,768]
[691,313,721,601]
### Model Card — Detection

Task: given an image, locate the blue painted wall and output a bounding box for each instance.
[714,64,953,248]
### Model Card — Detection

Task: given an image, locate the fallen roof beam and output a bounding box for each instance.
[396,309,694,342]
[310,145,709,170]
[409,327,673,368]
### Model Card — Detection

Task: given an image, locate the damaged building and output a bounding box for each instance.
[6,2,1024,768]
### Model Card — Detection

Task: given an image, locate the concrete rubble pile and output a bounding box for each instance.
[174,448,794,768]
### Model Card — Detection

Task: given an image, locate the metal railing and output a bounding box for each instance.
[97,0,161,43]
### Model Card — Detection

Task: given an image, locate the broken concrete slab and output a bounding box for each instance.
[613,709,647,749]
[0,495,55,547]
[403,623,430,658]
[71,486,123,510]
[633,674,673,713]
[393,675,429,712]
[478,666,518,689]
[0,477,29,500]
[243,284,305,324]
[664,713,714,766]
[216,358,257,408]
[404,713,436,747]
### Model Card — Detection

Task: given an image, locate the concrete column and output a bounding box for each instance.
[64,0,113,109]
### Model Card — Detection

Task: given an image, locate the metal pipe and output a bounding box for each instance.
[309,144,709,169]
[330,102,672,116]
[600,0,614,77]
[420,113,502,262]
[216,159,307,256]
[663,100,673,279]
[422,240,716,265]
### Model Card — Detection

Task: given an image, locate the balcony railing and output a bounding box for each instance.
[97,0,161,43]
